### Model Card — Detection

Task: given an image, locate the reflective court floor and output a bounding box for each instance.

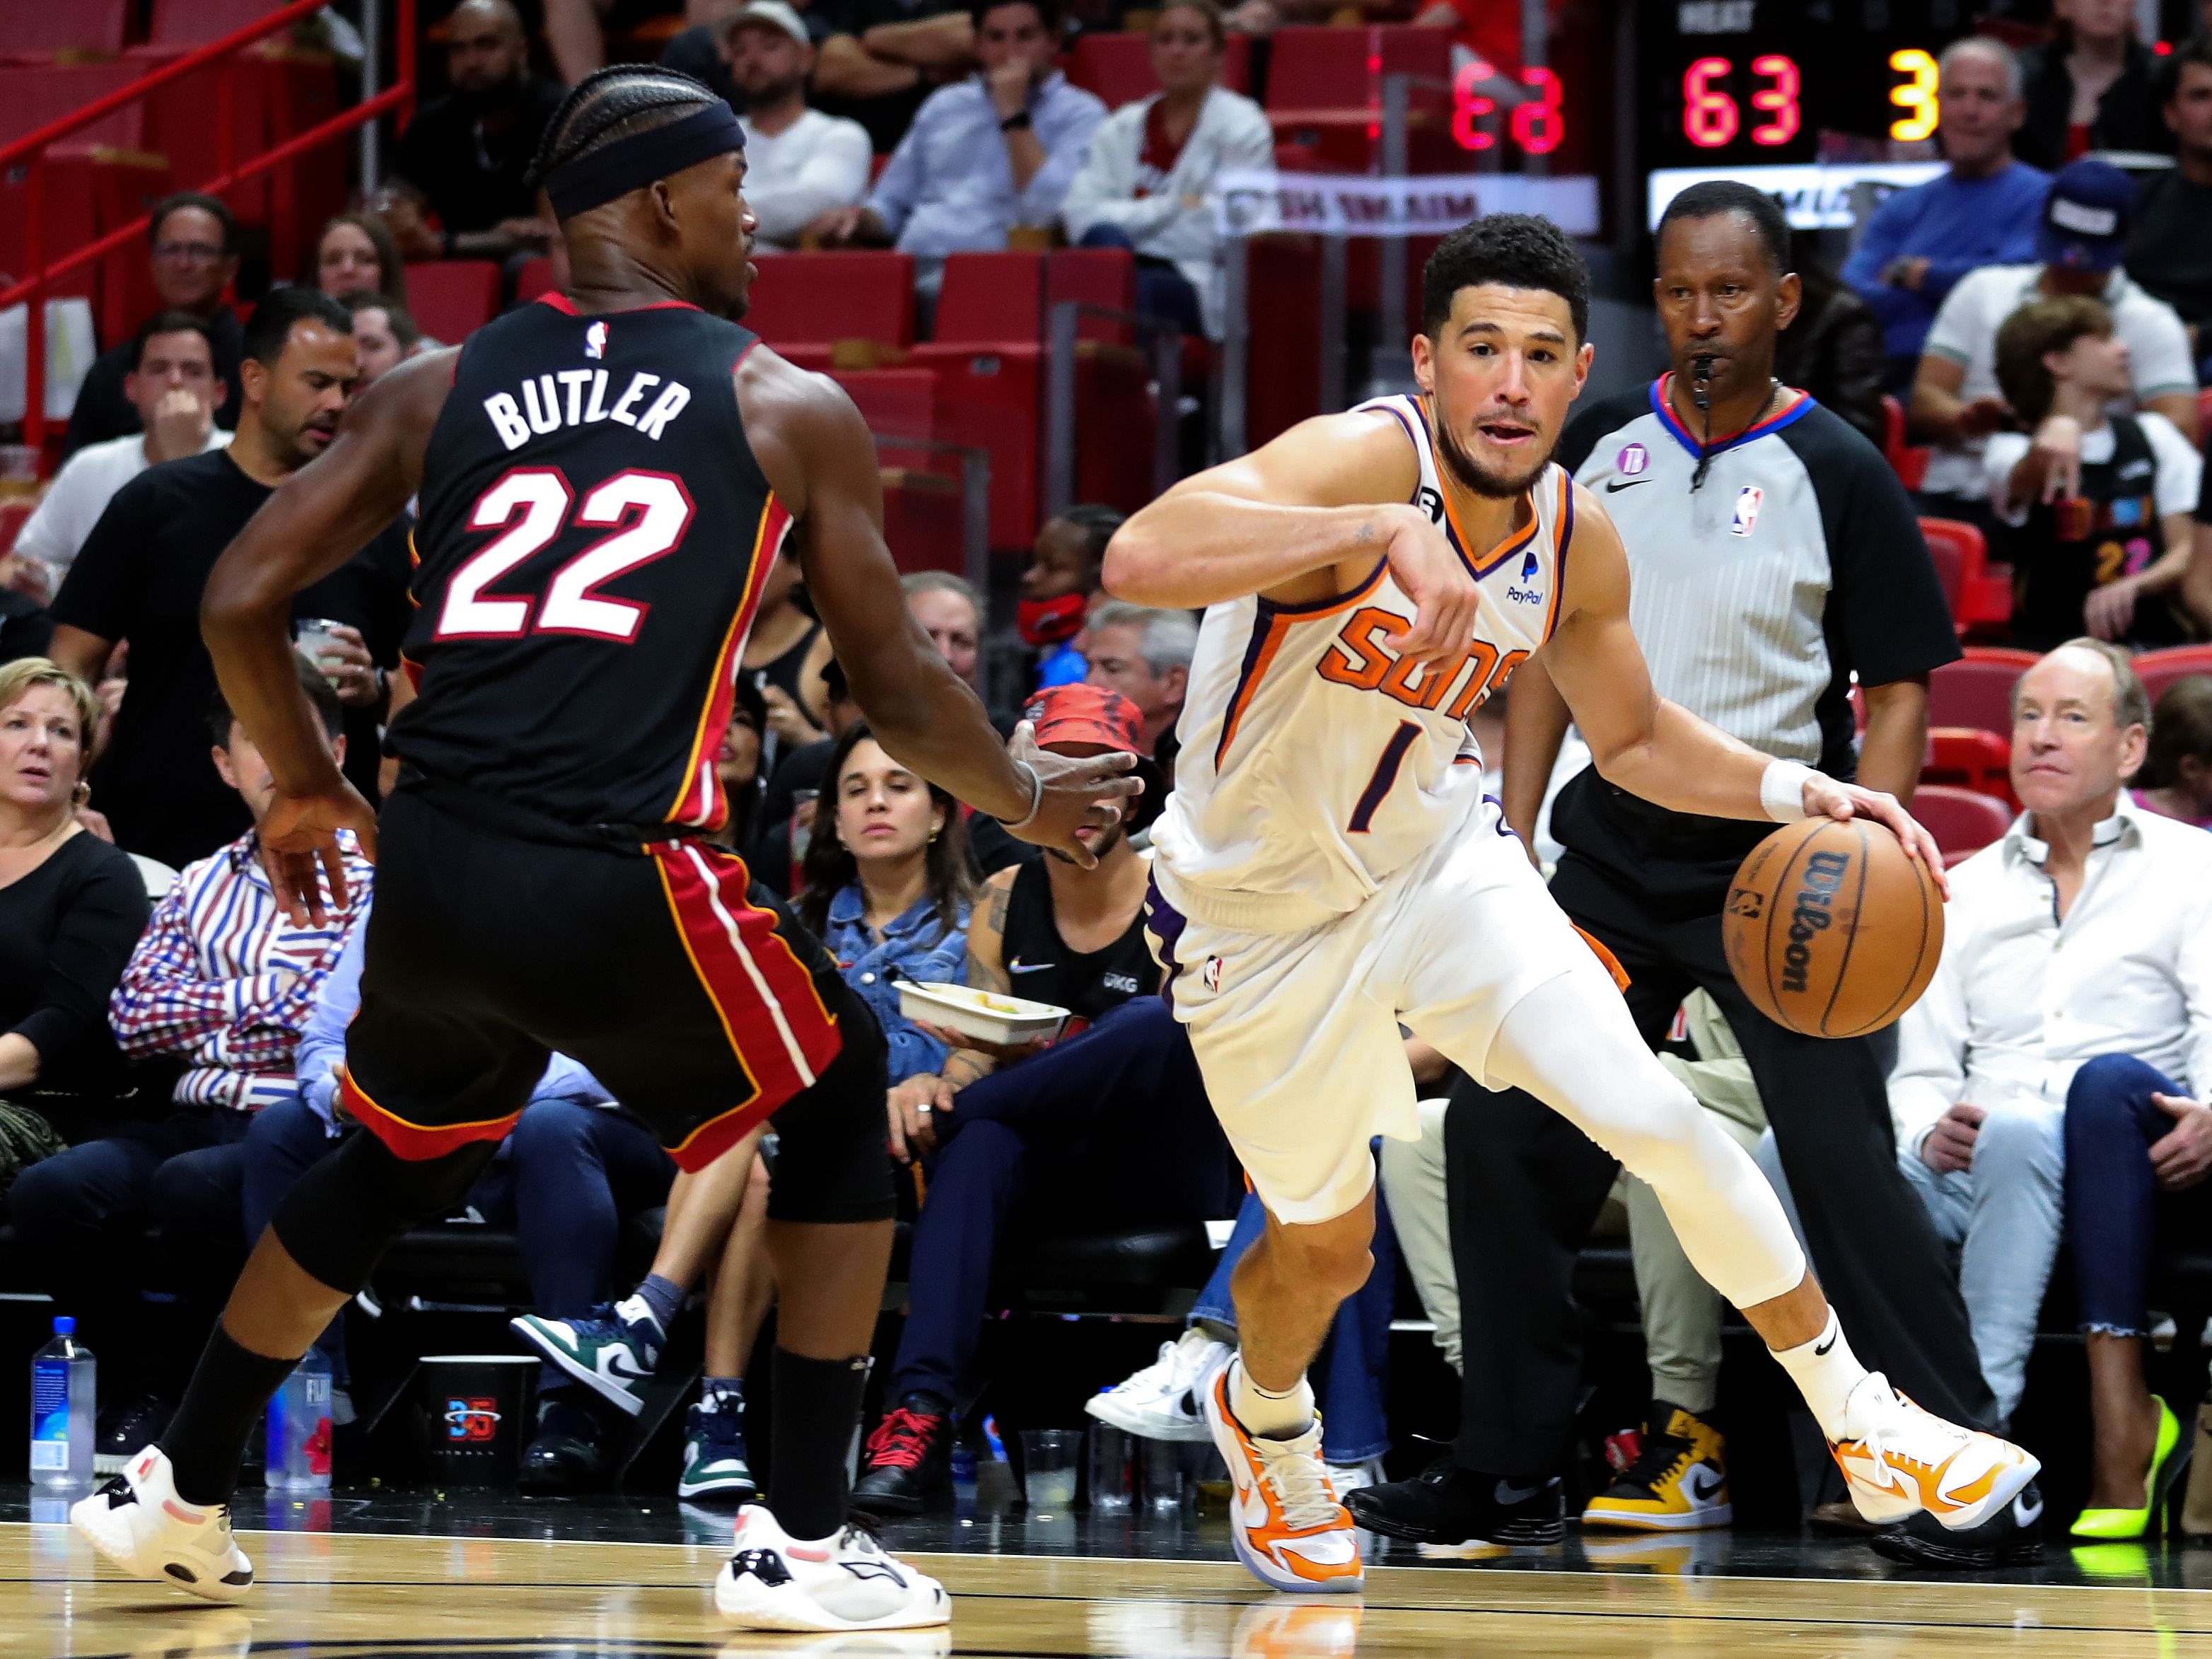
[6,1489,2212,1659]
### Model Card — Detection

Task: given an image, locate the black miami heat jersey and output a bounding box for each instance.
[394,293,784,842]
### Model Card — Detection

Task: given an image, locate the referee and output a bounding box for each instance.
[1444,183,2016,1565]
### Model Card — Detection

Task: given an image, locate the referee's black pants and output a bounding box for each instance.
[1447,837,1998,1479]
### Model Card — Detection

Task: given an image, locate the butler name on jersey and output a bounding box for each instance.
[1153,393,1573,919]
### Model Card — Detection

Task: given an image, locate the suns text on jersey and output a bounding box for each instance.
[1318,605,1528,719]
[482,369,693,450]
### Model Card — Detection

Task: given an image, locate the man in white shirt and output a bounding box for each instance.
[1885,641,2212,1456]
[13,313,230,600]
[724,1,873,252]
[1910,160,2198,546]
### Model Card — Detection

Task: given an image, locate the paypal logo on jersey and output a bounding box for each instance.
[584,321,608,359]
[1506,546,1544,605]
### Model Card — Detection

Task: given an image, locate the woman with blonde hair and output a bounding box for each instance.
[0,659,151,1189]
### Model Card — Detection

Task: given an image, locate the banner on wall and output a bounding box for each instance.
[1213,172,1602,239]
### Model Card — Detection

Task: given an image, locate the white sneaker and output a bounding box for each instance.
[1085,1327,1232,1443]
[70,1445,255,1603]
[714,1503,950,1631]
[1204,1363,1363,1594]
[1829,1374,2040,1530]
[1326,1457,1385,1501]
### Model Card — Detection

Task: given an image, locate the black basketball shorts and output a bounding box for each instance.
[337,788,892,1223]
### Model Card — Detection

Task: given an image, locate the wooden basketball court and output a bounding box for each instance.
[7,1517,2212,1658]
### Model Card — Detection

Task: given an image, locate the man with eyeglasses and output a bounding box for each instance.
[63,194,245,460]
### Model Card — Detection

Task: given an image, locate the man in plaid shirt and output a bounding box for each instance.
[11,657,368,1472]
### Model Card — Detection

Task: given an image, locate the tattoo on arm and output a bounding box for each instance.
[966,943,1011,996]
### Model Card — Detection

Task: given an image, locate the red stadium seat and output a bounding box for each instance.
[2135,644,2212,707]
[148,0,285,47]
[1263,25,1448,110]
[1883,395,1929,491]
[0,61,144,149]
[1912,785,2013,863]
[1918,516,2010,638]
[880,467,964,576]
[1928,648,2037,736]
[406,260,503,342]
[0,0,129,56]
[513,257,557,305]
[1063,31,1252,106]
[1046,246,1135,344]
[743,251,915,355]
[934,250,1046,346]
[832,368,940,443]
[0,499,33,555]
[1923,728,2014,805]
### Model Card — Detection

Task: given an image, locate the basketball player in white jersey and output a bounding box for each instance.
[1105,216,2039,1591]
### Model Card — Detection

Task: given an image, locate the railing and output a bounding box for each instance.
[0,0,418,451]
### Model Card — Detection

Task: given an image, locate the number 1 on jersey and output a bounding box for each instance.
[1349,721,1420,834]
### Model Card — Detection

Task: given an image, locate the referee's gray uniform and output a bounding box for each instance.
[1444,381,1990,1485]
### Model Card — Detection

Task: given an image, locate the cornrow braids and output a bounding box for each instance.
[530,64,721,192]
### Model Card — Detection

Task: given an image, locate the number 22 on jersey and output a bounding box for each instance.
[436,466,697,644]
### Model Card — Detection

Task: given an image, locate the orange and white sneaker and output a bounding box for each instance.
[1230,1597,1364,1659]
[1203,1364,1363,1594]
[1829,1373,2039,1530]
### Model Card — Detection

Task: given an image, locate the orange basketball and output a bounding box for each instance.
[1721,817,1944,1038]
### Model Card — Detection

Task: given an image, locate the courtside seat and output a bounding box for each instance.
[406,260,503,343]
[745,250,916,358]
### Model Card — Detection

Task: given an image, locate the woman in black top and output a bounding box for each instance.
[740,548,834,757]
[0,659,151,1137]
[2015,7,2172,173]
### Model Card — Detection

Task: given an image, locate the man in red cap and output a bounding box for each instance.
[851,685,1240,1512]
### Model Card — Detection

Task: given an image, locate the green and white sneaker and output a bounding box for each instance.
[680,1387,758,1501]
[509,1295,664,1416]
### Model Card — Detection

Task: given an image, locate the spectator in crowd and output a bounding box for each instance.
[725,2,873,251]
[2134,675,2212,829]
[902,571,984,690]
[64,195,244,458]
[0,584,50,666]
[2015,0,2171,173]
[310,214,407,304]
[47,290,410,868]
[1774,253,1887,449]
[1844,643,2210,1467]
[14,315,231,603]
[743,547,836,759]
[383,0,563,263]
[1986,296,2208,648]
[512,724,973,1497]
[808,0,1106,299]
[659,0,752,113]
[1023,504,1118,689]
[339,291,423,390]
[852,687,1235,1511]
[2126,37,2212,378]
[1081,601,1192,762]
[1059,0,1271,342]
[1842,37,2048,389]
[1911,160,2197,549]
[708,676,770,854]
[550,0,752,85]
[8,662,367,1472]
[0,660,150,1188]
[813,0,975,154]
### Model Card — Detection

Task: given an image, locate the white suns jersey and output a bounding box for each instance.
[1153,394,1574,917]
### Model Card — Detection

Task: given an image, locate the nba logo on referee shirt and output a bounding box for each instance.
[1730,485,1764,537]
[1616,443,1648,476]
[584,321,608,359]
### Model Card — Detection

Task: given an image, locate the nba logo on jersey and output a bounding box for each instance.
[584,321,608,360]
[1204,955,1223,992]
[1616,442,1648,476]
[1730,485,1764,537]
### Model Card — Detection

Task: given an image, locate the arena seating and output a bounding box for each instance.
[1923,727,2015,805]
[1928,647,2039,735]
[1918,517,2013,639]
[0,0,128,57]
[745,250,916,360]
[1264,25,1455,174]
[1063,29,1252,105]
[2135,644,2212,705]
[405,260,503,343]
[1913,784,2014,864]
[146,0,289,47]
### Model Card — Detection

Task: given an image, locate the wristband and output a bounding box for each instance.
[1759,759,1815,824]
[1004,760,1044,829]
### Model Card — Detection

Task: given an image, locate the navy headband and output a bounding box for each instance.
[544,103,745,220]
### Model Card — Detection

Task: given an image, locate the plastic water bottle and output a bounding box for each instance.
[29,1316,95,1489]
[265,1356,332,1491]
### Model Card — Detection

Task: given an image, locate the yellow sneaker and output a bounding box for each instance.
[1581,1402,1732,1532]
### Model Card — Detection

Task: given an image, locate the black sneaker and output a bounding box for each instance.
[519,1397,608,1494]
[1870,1481,2046,1570]
[93,1393,174,1477]
[1344,1453,1565,1547]
[850,1395,953,1515]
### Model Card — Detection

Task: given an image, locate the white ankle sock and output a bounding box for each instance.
[1770,1309,1871,1443]
[1230,1357,1313,1442]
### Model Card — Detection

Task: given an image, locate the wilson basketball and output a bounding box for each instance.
[1721,817,1944,1038]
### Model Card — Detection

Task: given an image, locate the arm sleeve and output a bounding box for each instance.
[1887,924,1971,1158]
[2141,412,2205,520]
[749,121,876,245]
[1804,419,1963,686]
[2129,298,2199,400]
[1015,93,1107,225]
[292,916,365,1124]
[8,854,149,1076]
[866,115,927,236]
[46,472,156,642]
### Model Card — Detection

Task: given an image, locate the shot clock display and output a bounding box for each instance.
[1641,1,1972,173]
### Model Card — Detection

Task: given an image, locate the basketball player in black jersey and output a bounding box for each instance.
[71,65,1136,1632]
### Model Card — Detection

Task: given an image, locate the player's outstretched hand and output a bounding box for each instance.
[1801,775,1950,902]
[259,780,380,928]
[1003,720,1143,868]
[1380,503,1479,666]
